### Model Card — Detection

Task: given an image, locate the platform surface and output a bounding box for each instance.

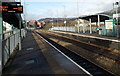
[2,31,89,76]
[52,31,120,42]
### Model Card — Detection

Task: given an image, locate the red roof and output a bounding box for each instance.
[30,20,36,22]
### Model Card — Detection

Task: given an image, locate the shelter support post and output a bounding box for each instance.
[0,5,3,75]
[0,18,2,76]
[19,20,21,50]
[98,15,102,35]
[89,18,92,34]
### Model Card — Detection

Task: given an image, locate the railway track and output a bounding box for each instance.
[37,31,120,63]
[35,31,115,76]
[52,31,120,55]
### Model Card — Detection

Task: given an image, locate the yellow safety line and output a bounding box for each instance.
[32,32,68,75]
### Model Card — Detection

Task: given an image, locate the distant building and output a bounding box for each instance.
[28,20,37,27]
[27,20,44,29]
[36,21,42,28]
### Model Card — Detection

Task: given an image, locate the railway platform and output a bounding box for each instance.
[51,30,120,50]
[52,31,120,42]
[2,31,90,76]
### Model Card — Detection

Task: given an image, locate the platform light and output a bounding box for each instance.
[113,1,120,38]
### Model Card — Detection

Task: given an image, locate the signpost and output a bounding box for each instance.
[105,20,115,36]
[113,14,120,18]
[105,20,113,29]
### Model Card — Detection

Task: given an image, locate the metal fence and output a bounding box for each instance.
[50,26,97,34]
[50,26,108,36]
[0,29,26,74]
[76,26,96,33]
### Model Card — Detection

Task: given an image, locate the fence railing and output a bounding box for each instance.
[50,26,107,36]
[50,26,97,33]
[0,29,27,75]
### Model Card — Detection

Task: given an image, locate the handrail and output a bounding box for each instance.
[0,28,27,73]
[2,30,20,41]
[0,29,26,41]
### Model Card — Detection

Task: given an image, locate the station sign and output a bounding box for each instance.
[113,14,120,18]
[105,20,113,29]
[0,2,23,13]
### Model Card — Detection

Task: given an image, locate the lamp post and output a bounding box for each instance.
[50,11,54,30]
[77,19,80,33]
[77,0,81,33]
[63,5,67,31]
[77,0,79,17]
[23,0,30,29]
[56,10,59,30]
[52,18,54,28]
[114,1,119,38]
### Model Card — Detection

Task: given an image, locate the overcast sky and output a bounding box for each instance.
[21,0,120,21]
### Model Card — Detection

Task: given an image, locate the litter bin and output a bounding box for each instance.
[99,28,102,35]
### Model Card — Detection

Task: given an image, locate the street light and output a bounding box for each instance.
[113,1,120,38]
[56,9,59,30]
[77,0,79,17]
[52,18,54,28]
[24,1,30,29]
[50,11,54,28]
[63,5,67,31]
